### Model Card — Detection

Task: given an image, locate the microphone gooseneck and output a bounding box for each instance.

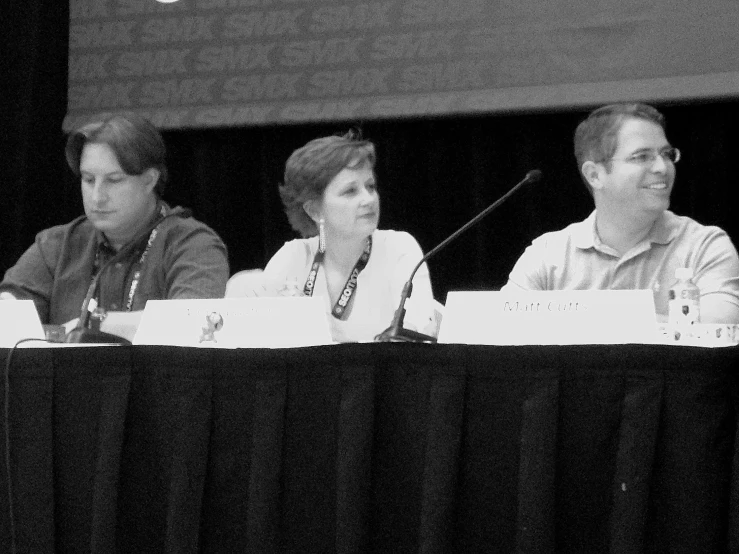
[64,206,192,344]
[375,170,542,343]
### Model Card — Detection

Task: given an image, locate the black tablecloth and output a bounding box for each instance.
[1,343,737,553]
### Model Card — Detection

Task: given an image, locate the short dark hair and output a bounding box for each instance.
[279,130,376,237]
[65,113,168,195]
[574,103,666,195]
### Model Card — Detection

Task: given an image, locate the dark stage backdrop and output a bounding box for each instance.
[1,1,738,304]
[154,105,739,300]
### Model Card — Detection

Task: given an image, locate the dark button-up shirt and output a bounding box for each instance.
[0,204,229,324]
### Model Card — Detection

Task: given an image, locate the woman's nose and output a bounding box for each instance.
[361,186,377,202]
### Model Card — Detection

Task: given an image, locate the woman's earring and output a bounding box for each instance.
[318,218,326,253]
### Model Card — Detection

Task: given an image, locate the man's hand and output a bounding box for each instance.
[63,318,80,334]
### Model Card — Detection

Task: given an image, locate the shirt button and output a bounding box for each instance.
[115,263,123,269]
[111,303,119,310]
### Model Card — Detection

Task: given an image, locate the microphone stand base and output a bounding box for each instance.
[64,328,132,345]
[375,326,437,343]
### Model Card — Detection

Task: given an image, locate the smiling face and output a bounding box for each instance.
[312,163,380,242]
[586,117,676,220]
[80,142,158,248]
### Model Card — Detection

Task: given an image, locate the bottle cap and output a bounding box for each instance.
[675,267,693,280]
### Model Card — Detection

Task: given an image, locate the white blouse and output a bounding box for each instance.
[264,229,436,343]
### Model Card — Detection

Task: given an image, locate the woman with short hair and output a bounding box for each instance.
[261,130,436,343]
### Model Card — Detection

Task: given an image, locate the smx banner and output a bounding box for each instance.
[65,0,739,130]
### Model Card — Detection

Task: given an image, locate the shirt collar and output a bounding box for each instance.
[94,199,165,254]
[573,210,598,249]
[648,210,680,245]
[574,209,680,251]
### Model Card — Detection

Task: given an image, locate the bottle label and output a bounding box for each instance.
[668,296,699,326]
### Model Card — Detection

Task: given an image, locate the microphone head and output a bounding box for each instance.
[525,169,543,183]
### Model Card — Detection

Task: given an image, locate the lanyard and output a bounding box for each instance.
[124,227,157,311]
[303,236,372,320]
[89,206,164,313]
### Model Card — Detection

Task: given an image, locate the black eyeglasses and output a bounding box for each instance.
[609,147,681,166]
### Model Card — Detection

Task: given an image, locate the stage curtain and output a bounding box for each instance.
[0,344,736,552]
[1,1,738,304]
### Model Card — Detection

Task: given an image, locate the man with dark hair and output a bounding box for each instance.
[502,103,739,323]
[0,114,229,340]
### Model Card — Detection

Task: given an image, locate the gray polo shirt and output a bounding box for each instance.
[502,210,739,319]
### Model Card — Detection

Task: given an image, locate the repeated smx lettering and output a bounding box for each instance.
[308,68,391,97]
[309,2,393,33]
[223,10,303,39]
[141,16,218,43]
[399,61,486,92]
[68,0,505,127]
[117,49,190,77]
[221,73,302,101]
[194,106,275,126]
[281,38,363,67]
[195,44,275,72]
[371,30,458,60]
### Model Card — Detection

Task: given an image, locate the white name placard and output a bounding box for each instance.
[438,290,660,345]
[0,300,46,347]
[133,297,333,348]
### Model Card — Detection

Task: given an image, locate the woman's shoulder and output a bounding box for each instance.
[373,229,421,246]
[265,236,317,274]
[373,229,423,254]
[273,236,317,257]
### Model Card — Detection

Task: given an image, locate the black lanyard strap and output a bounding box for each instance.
[87,205,165,315]
[303,236,372,320]
[124,227,158,311]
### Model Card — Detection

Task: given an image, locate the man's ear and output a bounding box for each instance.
[142,168,160,193]
[581,161,604,191]
[302,199,321,222]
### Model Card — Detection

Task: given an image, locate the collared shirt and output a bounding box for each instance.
[502,210,739,318]
[0,203,229,324]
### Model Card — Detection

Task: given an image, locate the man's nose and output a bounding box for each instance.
[90,181,108,203]
[650,153,669,173]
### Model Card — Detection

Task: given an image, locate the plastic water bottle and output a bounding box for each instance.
[667,267,700,339]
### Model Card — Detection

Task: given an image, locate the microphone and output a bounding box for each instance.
[64,206,192,344]
[375,170,542,343]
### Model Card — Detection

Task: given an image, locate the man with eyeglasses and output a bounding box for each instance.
[502,102,739,323]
